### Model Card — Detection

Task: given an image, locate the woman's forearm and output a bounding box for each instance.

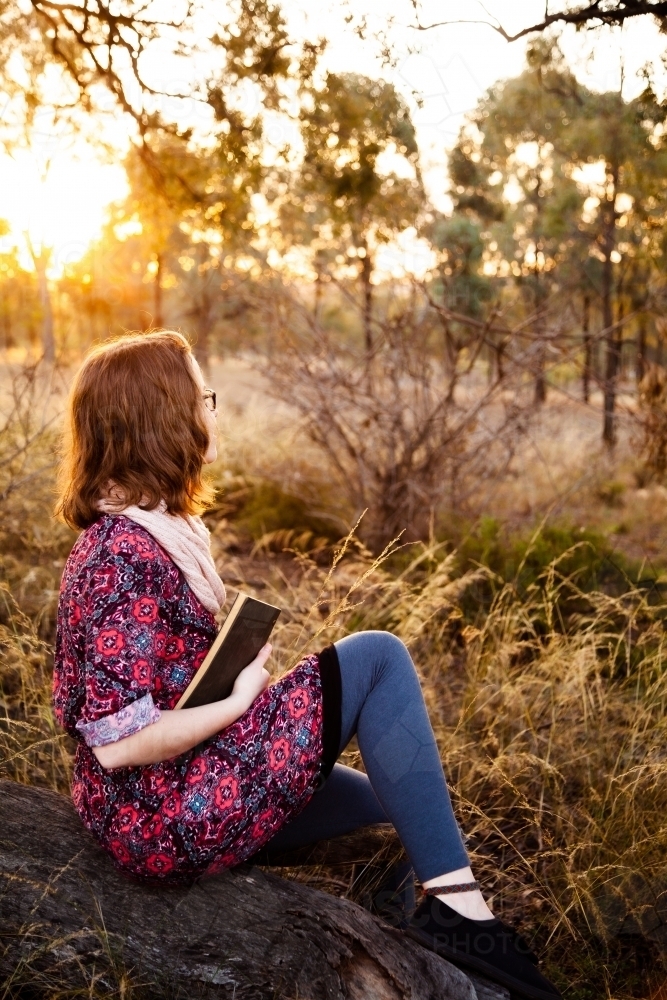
[92,693,249,769]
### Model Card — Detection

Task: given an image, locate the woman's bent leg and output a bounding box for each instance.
[334,630,470,885]
[254,761,415,924]
[307,633,562,996]
[257,763,388,855]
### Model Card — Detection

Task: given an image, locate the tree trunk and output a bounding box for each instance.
[603,295,625,445]
[360,242,373,353]
[442,318,459,400]
[495,337,505,384]
[636,312,647,386]
[155,252,164,329]
[0,781,507,1000]
[602,164,619,447]
[192,291,213,376]
[533,305,547,405]
[616,296,626,380]
[192,249,220,375]
[1,285,12,350]
[314,249,325,323]
[25,236,55,362]
[582,293,591,404]
[36,258,55,362]
[531,177,546,405]
[658,327,664,368]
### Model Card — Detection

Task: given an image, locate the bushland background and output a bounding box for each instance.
[3,2,667,998]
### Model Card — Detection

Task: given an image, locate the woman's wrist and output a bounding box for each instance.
[216,691,251,724]
[223,691,244,715]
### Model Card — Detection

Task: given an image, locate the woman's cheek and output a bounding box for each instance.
[203,413,217,464]
[204,434,217,464]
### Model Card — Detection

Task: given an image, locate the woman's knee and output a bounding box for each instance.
[368,630,409,662]
[336,630,411,675]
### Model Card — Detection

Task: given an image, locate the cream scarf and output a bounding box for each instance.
[97,492,226,616]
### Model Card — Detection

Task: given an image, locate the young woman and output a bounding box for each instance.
[53,331,560,1000]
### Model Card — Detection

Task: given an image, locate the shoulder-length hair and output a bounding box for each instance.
[56,331,215,530]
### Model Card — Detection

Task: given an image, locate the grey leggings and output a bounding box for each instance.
[261,631,469,883]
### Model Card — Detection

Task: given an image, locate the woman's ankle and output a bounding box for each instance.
[422,866,494,921]
[436,889,494,921]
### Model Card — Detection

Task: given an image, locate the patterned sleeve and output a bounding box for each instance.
[76,692,161,746]
[76,531,169,748]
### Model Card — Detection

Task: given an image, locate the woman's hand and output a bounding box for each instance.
[232,643,272,711]
[92,646,272,769]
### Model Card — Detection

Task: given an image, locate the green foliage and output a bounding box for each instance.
[448,138,504,222]
[429,215,494,318]
[448,517,639,615]
[596,479,626,507]
[208,474,341,549]
[233,481,331,539]
[296,72,423,255]
[211,0,324,109]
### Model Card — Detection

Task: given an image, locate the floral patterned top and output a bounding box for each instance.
[53,515,330,884]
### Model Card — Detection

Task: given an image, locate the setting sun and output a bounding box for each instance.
[0,141,127,277]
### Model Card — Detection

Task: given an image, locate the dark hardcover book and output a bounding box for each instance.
[175,592,281,710]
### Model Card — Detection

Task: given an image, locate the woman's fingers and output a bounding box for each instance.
[254,643,272,667]
[254,645,272,690]
[231,645,273,705]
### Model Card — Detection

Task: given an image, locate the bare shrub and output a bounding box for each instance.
[256,285,532,551]
[0,360,62,504]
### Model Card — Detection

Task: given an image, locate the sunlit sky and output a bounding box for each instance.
[1,0,666,277]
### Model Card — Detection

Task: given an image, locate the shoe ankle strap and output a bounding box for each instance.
[422,881,481,895]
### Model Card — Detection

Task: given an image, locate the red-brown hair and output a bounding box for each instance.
[56,331,215,529]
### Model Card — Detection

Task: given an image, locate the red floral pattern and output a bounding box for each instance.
[132,597,159,623]
[53,515,325,884]
[288,687,310,720]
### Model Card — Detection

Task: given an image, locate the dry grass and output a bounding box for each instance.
[2,359,667,999]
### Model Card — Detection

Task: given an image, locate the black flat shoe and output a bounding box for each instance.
[405,895,562,1000]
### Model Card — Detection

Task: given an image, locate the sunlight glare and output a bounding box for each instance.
[0,145,128,278]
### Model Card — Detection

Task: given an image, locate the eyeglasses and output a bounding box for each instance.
[203,388,217,413]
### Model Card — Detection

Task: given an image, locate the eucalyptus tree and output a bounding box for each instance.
[274,180,339,322]
[450,38,667,441]
[541,69,667,441]
[296,73,424,351]
[449,41,585,403]
[109,0,324,365]
[0,29,97,361]
[0,221,40,352]
[108,130,263,369]
[427,214,495,388]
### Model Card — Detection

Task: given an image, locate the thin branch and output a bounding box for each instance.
[410,0,667,42]
[28,0,198,136]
